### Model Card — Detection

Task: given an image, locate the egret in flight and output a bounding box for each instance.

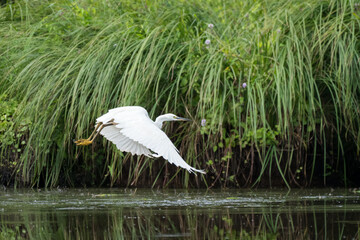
[75,106,205,174]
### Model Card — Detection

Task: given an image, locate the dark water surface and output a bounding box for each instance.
[0,188,359,239]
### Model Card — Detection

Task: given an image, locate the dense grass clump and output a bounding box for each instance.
[0,0,359,188]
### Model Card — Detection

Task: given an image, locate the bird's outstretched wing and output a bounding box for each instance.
[99,125,153,157]
[96,107,153,157]
[96,106,205,174]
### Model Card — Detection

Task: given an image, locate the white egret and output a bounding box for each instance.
[75,106,205,174]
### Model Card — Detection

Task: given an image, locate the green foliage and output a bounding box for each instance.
[0,94,31,183]
[0,94,17,146]
[0,95,30,146]
[0,0,359,188]
[0,226,21,240]
[241,126,280,148]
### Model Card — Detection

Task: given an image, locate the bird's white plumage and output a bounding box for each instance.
[96,106,205,174]
[100,125,152,157]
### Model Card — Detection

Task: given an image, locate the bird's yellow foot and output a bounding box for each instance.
[74,139,93,146]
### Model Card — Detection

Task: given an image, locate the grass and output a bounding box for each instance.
[0,0,359,188]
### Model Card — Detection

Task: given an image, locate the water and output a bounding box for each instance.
[0,188,359,239]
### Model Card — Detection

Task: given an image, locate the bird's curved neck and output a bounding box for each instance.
[154,115,168,129]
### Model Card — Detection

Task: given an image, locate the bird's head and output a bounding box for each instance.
[154,113,191,128]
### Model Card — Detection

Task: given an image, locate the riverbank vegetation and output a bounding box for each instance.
[0,0,359,188]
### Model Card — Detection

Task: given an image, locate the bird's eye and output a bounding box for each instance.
[173,116,177,119]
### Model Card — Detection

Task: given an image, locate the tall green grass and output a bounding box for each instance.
[0,0,359,187]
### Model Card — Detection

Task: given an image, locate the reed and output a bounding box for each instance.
[0,0,359,187]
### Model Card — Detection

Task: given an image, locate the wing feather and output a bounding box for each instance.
[99,125,152,157]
